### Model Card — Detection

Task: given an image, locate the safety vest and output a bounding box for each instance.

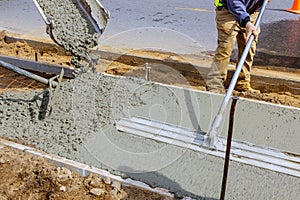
[214,0,223,7]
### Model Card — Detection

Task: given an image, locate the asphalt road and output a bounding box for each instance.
[100,0,300,57]
[0,0,299,57]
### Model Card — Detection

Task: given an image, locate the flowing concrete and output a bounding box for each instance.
[0,72,299,199]
[35,0,101,68]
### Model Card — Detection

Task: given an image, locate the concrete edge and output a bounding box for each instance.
[2,33,300,94]
[103,70,300,111]
[100,72,300,153]
[92,48,300,95]
[0,55,75,78]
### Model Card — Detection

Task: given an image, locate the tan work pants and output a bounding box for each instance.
[206,8,260,92]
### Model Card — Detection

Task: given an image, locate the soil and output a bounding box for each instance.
[0,145,127,200]
[0,31,72,67]
[102,57,300,108]
[0,143,172,200]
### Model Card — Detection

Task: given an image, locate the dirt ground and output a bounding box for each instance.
[102,58,300,108]
[0,143,172,200]
[0,145,126,200]
[0,31,72,67]
[1,30,300,108]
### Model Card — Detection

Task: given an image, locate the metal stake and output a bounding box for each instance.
[220,96,238,200]
[145,63,151,81]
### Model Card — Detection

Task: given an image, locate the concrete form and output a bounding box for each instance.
[0,72,299,199]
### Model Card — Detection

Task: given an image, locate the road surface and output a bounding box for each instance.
[0,0,299,57]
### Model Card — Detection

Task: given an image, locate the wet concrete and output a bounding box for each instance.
[36,0,100,68]
[0,0,299,198]
[0,72,299,198]
[80,130,300,199]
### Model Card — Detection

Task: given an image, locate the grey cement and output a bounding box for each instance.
[81,130,300,199]
[0,72,299,199]
[36,0,100,68]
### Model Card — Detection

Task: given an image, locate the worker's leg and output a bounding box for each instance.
[206,8,238,93]
[235,12,260,92]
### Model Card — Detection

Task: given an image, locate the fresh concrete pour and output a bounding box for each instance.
[0,72,299,199]
[36,0,100,68]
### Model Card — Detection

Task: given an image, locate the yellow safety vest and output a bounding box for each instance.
[214,0,223,7]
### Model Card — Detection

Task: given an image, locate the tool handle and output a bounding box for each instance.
[0,59,58,87]
[205,0,269,147]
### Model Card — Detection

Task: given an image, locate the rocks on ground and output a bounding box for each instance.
[0,145,127,200]
[0,144,174,200]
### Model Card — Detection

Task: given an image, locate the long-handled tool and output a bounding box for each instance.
[116,0,269,150]
[204,0,269,147]
[0,59,58,87]
[0,59,64,116]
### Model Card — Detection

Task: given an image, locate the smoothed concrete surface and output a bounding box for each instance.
[0,72,299,198]
[232,99,300,154]
[79,130,300,199]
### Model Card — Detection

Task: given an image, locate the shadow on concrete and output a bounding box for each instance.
[118,166,218,200]
[38,91,50,120]
[184,89,202,132]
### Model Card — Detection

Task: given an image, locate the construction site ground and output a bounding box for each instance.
[0,139,172,200]
[1,31,300,108]
[0,30,300,199]
[1,0,300,198]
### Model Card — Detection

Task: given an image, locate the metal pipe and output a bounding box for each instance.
[0,60,58,87]
[0,55,75,78]
[205,0,269,147]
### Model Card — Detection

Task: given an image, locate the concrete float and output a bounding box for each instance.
[0,72,299,199]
